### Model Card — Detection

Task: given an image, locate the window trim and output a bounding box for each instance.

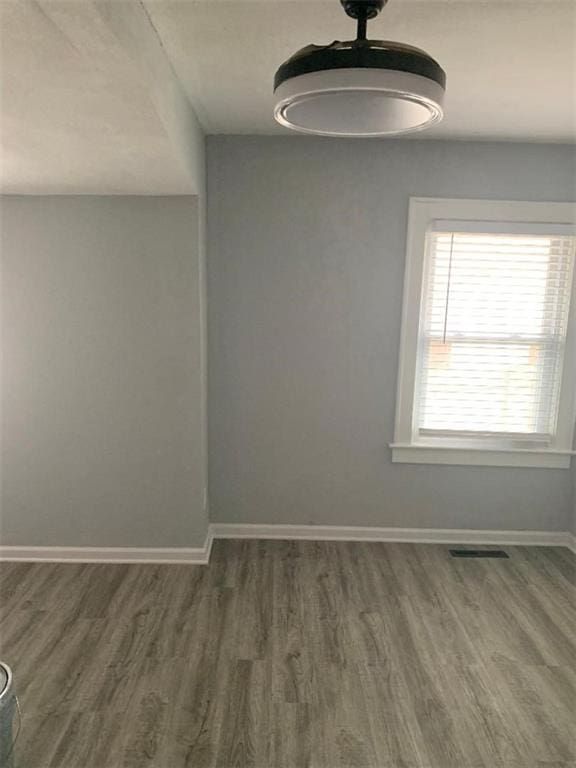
[391,198,576,469]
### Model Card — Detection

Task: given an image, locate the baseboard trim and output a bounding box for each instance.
[1,525,572,564]
[211,523,573,550]
[0,530,214,565]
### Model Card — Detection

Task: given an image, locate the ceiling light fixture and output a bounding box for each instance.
[273,0,446,137]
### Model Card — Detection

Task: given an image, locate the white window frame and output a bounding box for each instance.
[391,198,576,469]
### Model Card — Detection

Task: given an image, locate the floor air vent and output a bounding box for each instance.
[450,549,509,558]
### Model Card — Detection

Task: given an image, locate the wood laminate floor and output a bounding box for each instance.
[0,540,575,768]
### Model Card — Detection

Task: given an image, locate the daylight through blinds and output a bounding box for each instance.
[417,229,575,438]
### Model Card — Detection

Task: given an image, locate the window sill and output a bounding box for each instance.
[390,443,574,469]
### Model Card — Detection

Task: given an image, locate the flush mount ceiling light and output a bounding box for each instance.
[273,0,446,137]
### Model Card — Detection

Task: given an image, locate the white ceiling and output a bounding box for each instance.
[147,0,576,142]
[0,0,193,194]
[1,0,575,194]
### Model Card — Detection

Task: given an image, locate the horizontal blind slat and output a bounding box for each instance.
[417,229,575,437]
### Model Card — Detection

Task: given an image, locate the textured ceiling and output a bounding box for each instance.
[0,0,193,194]
[1,0,575,194]
[145,0,576,142]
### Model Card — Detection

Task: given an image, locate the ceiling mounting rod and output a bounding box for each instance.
[340,0,387,40]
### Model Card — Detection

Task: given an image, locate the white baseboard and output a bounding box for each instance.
[0,530,214,565]
[211,523,574,550]
[1,525,572,564]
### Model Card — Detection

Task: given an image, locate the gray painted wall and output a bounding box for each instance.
[208,137,575,532]
[1,196,208,547]
[572,463,576,535]
[572,431,576,535]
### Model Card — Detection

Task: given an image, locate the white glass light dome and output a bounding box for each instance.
[273,2,446,138]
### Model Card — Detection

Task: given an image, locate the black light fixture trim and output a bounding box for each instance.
[274,41,446,92]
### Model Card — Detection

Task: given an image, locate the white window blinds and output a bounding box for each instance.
[417,225,575,440]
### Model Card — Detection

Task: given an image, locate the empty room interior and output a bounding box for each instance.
[1,0,575,766]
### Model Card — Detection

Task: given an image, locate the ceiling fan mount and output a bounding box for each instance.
[340,1,387,21]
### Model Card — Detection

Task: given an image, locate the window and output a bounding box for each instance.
[392,199,576,468]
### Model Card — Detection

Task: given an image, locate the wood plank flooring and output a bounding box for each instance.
[0,540,575,768]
